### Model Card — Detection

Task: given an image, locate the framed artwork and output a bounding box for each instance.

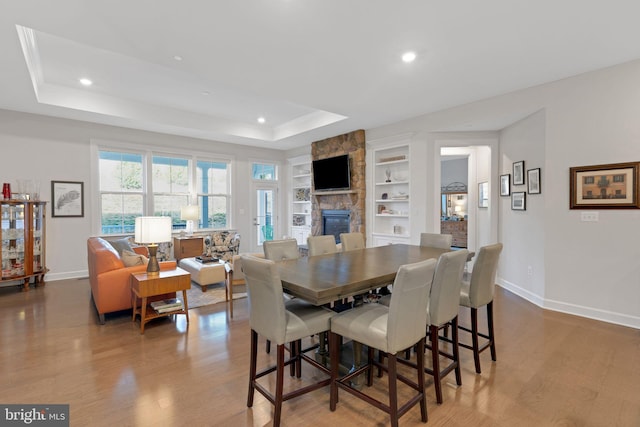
[569,162,640,209]
[51,181,84,217]
[527,168,541,194]
[513,161,525,185]
[478,182,489,208]
[500,174,511,197]
[511,191,526,210]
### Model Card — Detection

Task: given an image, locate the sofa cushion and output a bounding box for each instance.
[109,237,134,256]
[122,250,148,267]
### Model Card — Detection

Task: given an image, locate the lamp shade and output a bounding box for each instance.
[180,205,199,221]
[134,216,172,244]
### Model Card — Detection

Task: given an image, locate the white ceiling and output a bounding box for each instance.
[2,1,640,150]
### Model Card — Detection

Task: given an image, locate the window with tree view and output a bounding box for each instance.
[99,151,144,234]
[197,160,230,229]
[98,149,232,235]
[152,155,190,230]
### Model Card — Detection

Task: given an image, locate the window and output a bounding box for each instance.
[197,160,231,229]
[98,151,144,234]
[152,155,190,230]
[613,174,625,183]
[252,163,276,180]
[584,176,594,184]
[97,147,233,234]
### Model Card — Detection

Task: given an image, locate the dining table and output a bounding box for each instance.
[276,244,449,305]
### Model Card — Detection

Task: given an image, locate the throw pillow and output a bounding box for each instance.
[122,250,148,267]
[109,237,134,257]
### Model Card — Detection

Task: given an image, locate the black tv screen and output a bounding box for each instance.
[312,154,351,191]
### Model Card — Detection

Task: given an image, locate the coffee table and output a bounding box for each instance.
[131,267,191,334]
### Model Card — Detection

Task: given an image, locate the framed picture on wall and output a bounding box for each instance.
[511,192,526,210]
[500,174,511,196]
[513,161,525,185]
[569,162,640,209]
[527,168,541,194]
[51,180,84,217]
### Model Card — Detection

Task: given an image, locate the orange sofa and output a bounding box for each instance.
[87,237,177,324]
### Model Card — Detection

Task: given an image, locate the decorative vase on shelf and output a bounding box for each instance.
[385,168,391,182]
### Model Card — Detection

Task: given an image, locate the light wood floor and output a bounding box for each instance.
[0,279,638,427]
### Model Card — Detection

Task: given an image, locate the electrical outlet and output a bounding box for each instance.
[527,266,533,276]
[581,212,599,222]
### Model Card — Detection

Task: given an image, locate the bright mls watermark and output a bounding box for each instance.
[0,405,68,426]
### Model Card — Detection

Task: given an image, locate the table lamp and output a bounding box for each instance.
[134,216,172,275]
[180,205,199,235]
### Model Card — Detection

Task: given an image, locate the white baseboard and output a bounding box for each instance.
[45,270,88,282]
[497,278,640,330]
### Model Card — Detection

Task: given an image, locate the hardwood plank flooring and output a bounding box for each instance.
[0,279,638,426]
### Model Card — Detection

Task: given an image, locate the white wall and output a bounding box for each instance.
[366,59,640,329]
[0,109,286,281]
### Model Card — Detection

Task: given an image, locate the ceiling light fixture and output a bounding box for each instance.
[173,55,183,61]
[257,117,266,124]
[79,78,93,86]
[402,51,416,63]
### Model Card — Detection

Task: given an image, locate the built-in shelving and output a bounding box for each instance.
[371,144,411,246]
[289,156,312,245]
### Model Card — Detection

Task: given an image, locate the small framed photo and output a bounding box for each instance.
[478,182,489,208]
[51,181,84,217]
[511,192,526,210]
[513,161,525,185]
[527,168,541,194]
[569,162,640,209]
[500,174,511,197]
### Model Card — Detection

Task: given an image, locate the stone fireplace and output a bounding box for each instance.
[311,130,366,241]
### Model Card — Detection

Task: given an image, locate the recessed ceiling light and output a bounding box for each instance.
[202,91,210,96]
[257,117,266,124]
[79,78,93,86]
[173,55,183,61]
[402,52,416,63]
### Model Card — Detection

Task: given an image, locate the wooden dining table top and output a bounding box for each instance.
[276,244,449,305]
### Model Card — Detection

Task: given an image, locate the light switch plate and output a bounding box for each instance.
[581,212,599,222]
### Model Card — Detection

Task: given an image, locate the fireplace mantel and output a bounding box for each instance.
[312,190,356,196]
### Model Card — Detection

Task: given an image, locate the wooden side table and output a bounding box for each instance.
[131,267,191,334]
[174,236,204,262]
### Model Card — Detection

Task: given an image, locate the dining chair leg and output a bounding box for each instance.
[452,317,462,386]
[266,339,271,354]
[296,339,302,378]
[289,340,297,377]
[429,325,443,404]
[487,301,497,362]
[471,307,481,373]
[388,352,399,427]
[273,344,285,427]
[247,329,258,407]
[367,346,375,387]
[329,332,339,411]
[416,338,428,422]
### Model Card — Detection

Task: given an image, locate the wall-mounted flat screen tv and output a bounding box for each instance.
[312,154,351,191]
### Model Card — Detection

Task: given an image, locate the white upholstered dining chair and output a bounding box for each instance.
[425,249,468,404]
[329,258,437,427]
[263,238,300,261]
[420,232,452,249]
[458,243,503,374]
[307,235,339,256]
[339,232,365,251]
[242,254,335,427]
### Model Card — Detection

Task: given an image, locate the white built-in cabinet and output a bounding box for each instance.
[371,144,411,246]
[288,156,312,246]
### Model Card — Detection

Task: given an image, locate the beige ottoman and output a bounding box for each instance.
[178,258,226,292]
